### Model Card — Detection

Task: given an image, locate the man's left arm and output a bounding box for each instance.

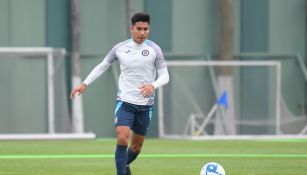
[140,67,169,98]
[152,67,169,89]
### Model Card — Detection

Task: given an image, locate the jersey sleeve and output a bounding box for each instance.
[151,42,167,70]
[105,41,125,63]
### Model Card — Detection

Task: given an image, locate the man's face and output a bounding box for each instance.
[131,22,150,44]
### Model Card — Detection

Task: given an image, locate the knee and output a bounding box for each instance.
[116,126,130,145]
[117,134,129,145]
[130,142,143,153]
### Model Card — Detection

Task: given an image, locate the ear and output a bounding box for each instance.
[130,25,134,32]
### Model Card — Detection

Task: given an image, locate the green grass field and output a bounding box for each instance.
[0,138,307,175]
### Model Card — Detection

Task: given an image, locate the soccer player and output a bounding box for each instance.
[70,12,169,175]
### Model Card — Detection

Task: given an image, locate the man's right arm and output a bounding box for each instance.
[70,59,111,99]
[82,59,112,85]
[82,41,126,85]
[70,41,126,99]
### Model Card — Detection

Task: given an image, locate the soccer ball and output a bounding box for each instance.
[200,162,225,175]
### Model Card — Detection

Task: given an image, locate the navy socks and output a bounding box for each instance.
[115,145,140,175]
[126,147,140,166]
[115,144,128,175]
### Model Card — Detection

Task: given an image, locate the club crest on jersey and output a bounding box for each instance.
[142,49,149,56]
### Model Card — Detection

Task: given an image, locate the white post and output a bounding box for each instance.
[47,52,55,133]
[276,62,282,134]
[72,76,84,133]
[158,87,165,138]
[190,114,196,135]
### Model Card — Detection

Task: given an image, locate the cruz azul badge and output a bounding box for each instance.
[142,49,149,56]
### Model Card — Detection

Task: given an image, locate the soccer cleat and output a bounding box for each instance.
[126,166,132,175]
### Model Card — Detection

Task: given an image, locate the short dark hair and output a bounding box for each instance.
[131,12,150,25]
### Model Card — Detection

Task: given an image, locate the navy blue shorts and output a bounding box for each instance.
[114,101,153,136]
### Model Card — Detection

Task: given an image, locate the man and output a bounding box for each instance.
[70,12,169,175]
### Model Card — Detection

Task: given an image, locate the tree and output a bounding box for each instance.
[70,0,84,133]
[215,0,236,135]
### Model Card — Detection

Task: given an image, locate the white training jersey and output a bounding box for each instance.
[83,39,168,105]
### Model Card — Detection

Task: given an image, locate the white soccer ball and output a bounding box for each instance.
[200,162,225,175]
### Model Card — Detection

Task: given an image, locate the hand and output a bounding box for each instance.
[70,83,87,99]
[139,84,154,98]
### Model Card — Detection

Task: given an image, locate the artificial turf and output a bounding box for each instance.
[0,138,306,174]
